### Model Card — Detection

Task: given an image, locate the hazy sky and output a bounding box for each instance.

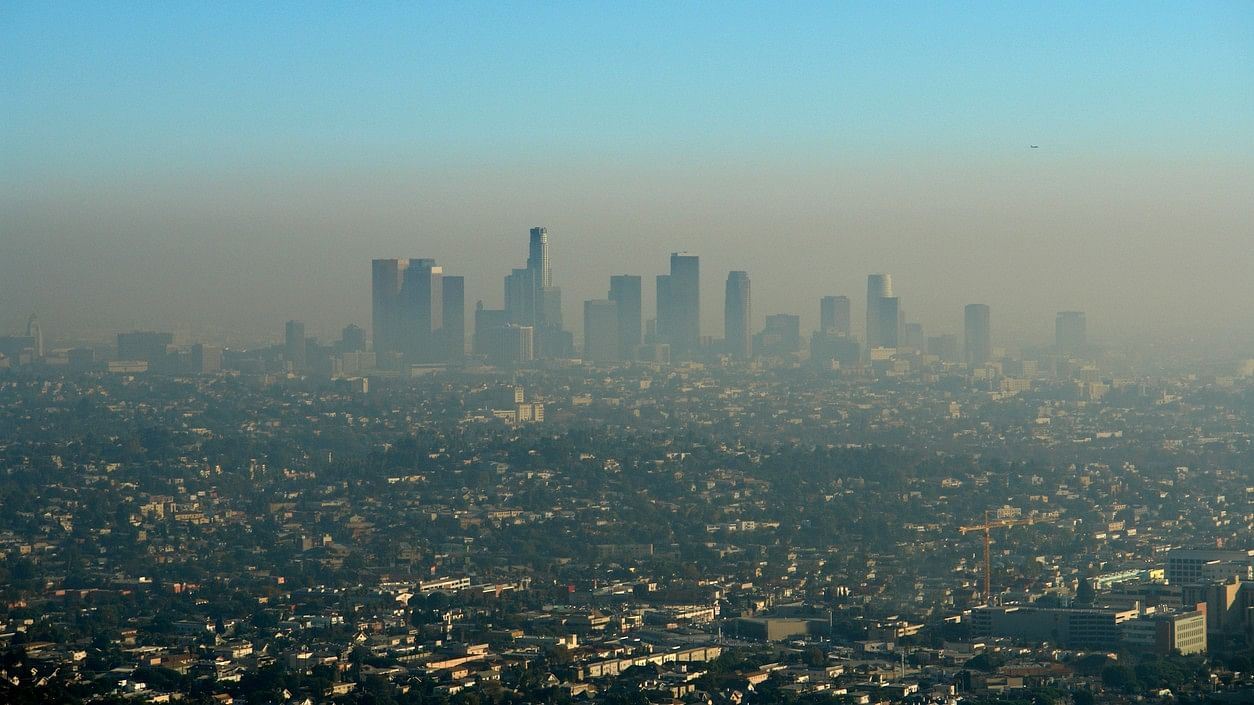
[3,2,1252,348]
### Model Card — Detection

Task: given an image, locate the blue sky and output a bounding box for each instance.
[6,2,1250,173]
[2,2,1253,344]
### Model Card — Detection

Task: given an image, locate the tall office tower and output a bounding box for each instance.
[866,273,893,348]
[820,296,851,336]
[876,296,901,348]
[667,253,700,356]
[583,299,619,362]
[504,267,536,325]
[67,347,96,371]
[284,320,307,370]
[441,275,465,360]
[25,314,43,357]
[480,324,533,365]
[609,275,642,360]
[400,258,443,361]
[964,304,992,366]
[654,274,672,342]
[474,303,508,355]
[371,258,410,356]
[506,326,534,365]
[904,322,925,351]
[724,271,752,360]
[503,227,568,358]
[755,313,803,356]
[811,330,862,369]
[1056,311,1087,355]
[373,257,460,363]
[190,344,222,374]
[339,324,366,352]
[536,287,562,330]
[528,227,552,288]
[117,331,174,362]
[927,334,960,362]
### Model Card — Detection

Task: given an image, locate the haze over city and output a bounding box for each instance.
[9,4,1254,705]
[3,2,1253,349]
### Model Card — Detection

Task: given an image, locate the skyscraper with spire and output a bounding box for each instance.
[504,227,570,357]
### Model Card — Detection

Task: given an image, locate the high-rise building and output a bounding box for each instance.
[820,296,851,337]
[372,258,409,356]
[964,304,992,366]
[609,275,642,360]
[338,324,366,353]
[666,253,700,356]
[474,303,509,356]
[927,334,960,362]
[875,296,901,348]
[479,324,532,365]
[373,257,460,363]
[811,330,862,369]
[866,273,893,348]
[537,287,562,330]
[26,314,43,358]
[0,335,38,365]
[190,344,222,374]
[504,227,567,358]
[1056,311,1087,355]
[504,267,532,325]
[441,275,465,360]
[117,331,173,363]
[654,274,672,342]
[67,347,96,371]
[400,258,443,361]
[528,227,552,288]
[755,314,802,357]
[583,299,619,362]
[284,320,307,371]
[903,321,925,351]
[724,271,751,360]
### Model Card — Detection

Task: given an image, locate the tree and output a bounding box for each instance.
[1101,663,1138,693]
[964,653,1005,672]
[1074,578,1095,606]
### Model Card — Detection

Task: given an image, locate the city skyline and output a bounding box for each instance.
[3,4,1252,347]
[5,5,1254,701]
[0,231,1224,359]
[1,222,1247,365]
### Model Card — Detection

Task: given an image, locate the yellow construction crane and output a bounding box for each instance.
[959,512,1049,604]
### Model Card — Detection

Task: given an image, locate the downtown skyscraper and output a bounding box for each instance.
[724,271,751,360]
[820,295,851,337]
[501,227,571,358]
[657,253,700,357]
[866,273,901,349]
[284,319,306,371]
[372,258,462,364]
[583,298,618,362]
[1056,311,1087,356]
[608,275,642,360]
[964,304,991,366]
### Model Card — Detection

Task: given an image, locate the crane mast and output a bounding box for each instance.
[958,511,1047,604]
